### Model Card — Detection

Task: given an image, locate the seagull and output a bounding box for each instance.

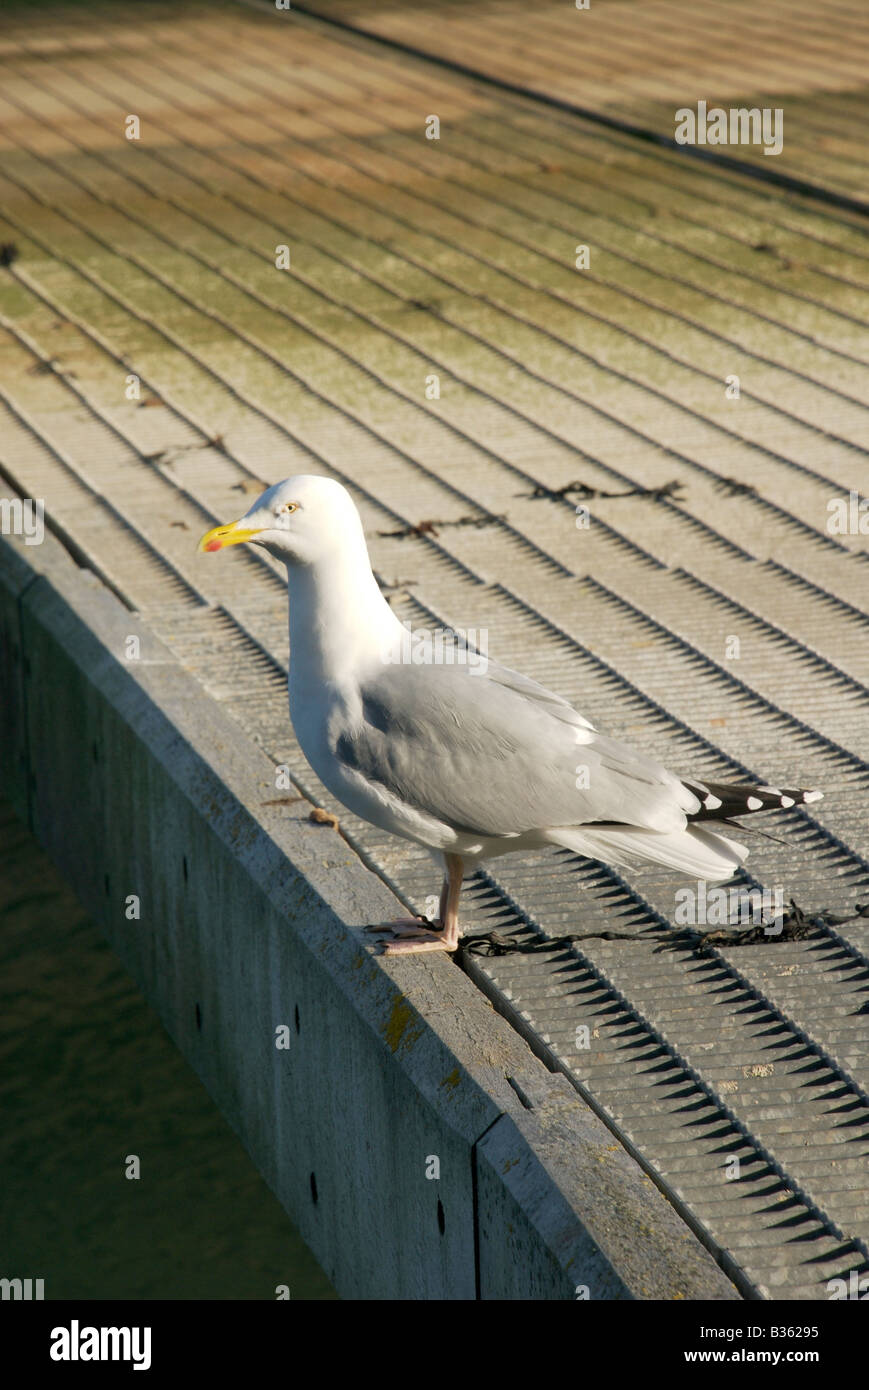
[199,475,822,955]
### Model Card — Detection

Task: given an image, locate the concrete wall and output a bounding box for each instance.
[0,519,738,1299]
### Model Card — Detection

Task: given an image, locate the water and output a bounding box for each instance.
[0,797,336,1300]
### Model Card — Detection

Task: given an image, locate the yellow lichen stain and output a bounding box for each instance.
[383,993,422,1053]
[502,1156,519,1175]
[440,1067,461,1093]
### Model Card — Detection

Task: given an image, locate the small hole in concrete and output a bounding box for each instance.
[437,1199,445,1236]
[294,1004,300,1034]
[92,742,99,763]
[195,1003,202,1032]
[182,855,188,882]
[310,1172,318,1205]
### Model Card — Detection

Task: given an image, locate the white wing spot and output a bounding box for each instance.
[746,796,763,810]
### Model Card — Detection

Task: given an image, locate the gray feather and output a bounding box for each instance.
[334,658,694,838]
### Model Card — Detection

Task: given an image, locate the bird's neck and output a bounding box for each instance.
[286,544,405,697]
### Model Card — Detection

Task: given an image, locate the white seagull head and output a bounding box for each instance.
[198,474,365,567]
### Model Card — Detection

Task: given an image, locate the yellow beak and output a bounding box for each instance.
[198,518,263,553]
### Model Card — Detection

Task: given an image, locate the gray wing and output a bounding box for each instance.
[334,658,697,837]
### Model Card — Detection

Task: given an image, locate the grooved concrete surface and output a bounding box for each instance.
[0,0,867,1299]
[302,0,869,205]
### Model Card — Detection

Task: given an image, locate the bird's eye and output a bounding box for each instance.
[277,502,298,516]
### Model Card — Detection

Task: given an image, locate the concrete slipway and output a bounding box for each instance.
[0,0,867,1299]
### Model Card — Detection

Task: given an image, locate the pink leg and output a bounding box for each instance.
[366,854,464,955]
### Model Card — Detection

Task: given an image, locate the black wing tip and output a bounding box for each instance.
[685,780,823,819]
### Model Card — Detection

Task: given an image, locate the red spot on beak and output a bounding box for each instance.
[204,539,223,552]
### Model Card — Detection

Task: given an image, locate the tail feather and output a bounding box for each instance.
[683,780,823,822]
[548,823,748,882]
[547,780,821,881]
